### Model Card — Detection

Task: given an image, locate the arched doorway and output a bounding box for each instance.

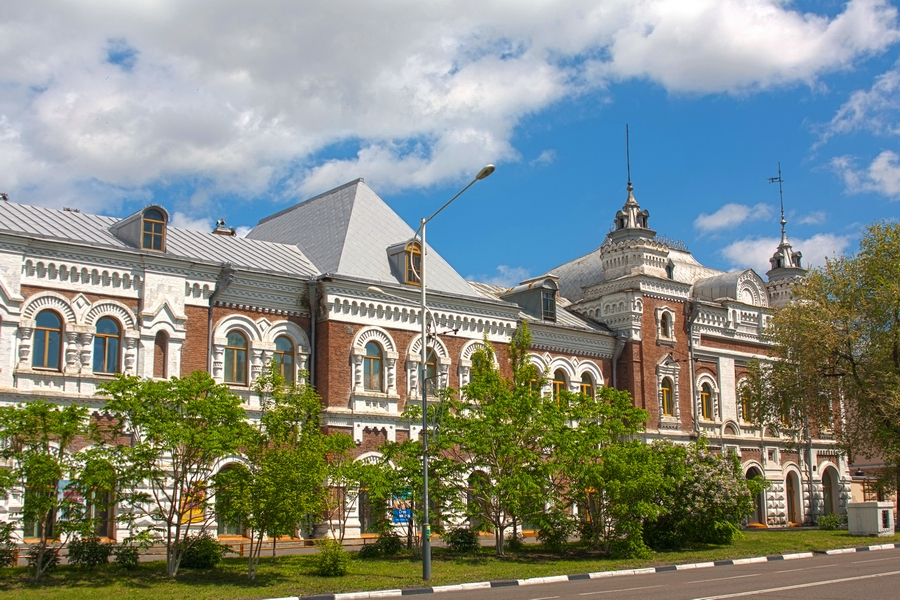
[822,467,839,516]
[746,467,766,526]
[786,471,801,525]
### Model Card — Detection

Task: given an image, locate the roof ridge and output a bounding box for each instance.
[256,178,365,225]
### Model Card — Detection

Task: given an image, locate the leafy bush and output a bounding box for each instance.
[443,528,481,554]
[358,532,403,558]
[115,545,140,569]
[68,536,113,568]
[536,511,576,553]
[26,546,59,571]
[179,532,230,569]
[115,532,154,569]
[818,514,847,530]
[313,538,350,576]
[0,523,16,568]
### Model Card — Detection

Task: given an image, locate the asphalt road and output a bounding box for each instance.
[429,547,900,599]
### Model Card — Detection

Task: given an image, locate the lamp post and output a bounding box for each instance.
[380,164,494,581]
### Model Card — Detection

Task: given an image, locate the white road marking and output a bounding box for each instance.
[773,564,833,573]
[579,584,663,596]
[852,556,899,565]
[692,569,900,599]
[689,574,761,584]
[531,596,560,600]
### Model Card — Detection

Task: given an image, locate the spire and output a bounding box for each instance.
[766,163,805,281]
[608,125,654,242]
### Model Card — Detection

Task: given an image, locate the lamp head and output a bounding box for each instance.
[475,164,495,180]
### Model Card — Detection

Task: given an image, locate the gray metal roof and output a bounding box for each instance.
[0,201,318,277]
[467,280,605,332]
[248,179,481,298]
[544,247,605,303]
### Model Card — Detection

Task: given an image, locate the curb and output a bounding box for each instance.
[270,542,900,600]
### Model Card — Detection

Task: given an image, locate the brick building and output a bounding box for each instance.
[0,175,848,541]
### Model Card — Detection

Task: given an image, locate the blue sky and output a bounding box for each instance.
[2,1,900,285]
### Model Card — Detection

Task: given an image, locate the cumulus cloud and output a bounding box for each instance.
[694,202,773,233]
[816,60,900,147]
[0,0,897,215]
[720,233,853,273]
[831,150,900,198]
[469,265,531,287]
[170,212,212,232]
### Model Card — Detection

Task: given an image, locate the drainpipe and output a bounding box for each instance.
[307,279,318,387]
[688,301,701,435]
[207,264,235,373]
[611,333,626,389]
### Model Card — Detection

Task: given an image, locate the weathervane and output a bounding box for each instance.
[767,163,786,236]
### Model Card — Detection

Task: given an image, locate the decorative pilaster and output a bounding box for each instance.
[18,322,33,369]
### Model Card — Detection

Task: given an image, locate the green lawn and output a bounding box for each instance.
[2,530,899,600]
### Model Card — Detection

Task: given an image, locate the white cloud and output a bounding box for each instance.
[694,202,773,233]
[0,1,897,209]
[233,226,252,238]
[470,265,531,287]
[170,211,211,232]
[720,232,853,273]
[831,150,900,198]
[816,60,900,147]
[795,210,827,225]
[530,149,556,167]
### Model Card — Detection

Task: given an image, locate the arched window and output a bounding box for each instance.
[274,336,294,384]
[422,348,437,395]
[580,373,594,399]
[740,387,753,423]
[363,341,383,392]
[142,208,166,251]
[93,317,121,374]
[661,377,674,416]
[660,313,672,339]
[700,382,713,420]
[224,331,248,384]
[33,310,62,370]
[405,242,422,285]
[552,369,567,402]
[214,464,248,537]
[153,331,168,379]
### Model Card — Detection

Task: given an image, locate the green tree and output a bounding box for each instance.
[547,386,659,556]
[442,324,550,555]
[744,222,900,491]
[214,361,340,580]
[98,371,251,579]
[0,400,91,581]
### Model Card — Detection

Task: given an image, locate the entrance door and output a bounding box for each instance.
[786,472,800,524]
[746,467,765,525]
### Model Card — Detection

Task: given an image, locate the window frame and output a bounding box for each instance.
[579,373,595,399]
[405,242,422,286]
[700,382,713,420]
[93,316,122,374]
[363,341,384,392]
[542,290,557,322]
[224,330,249,385]
[273,336,295,384]
[33,309,63,371]
[661,377,674,416]
[141,208,166,252]
[552,369,567,402]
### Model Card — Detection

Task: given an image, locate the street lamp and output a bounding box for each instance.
[371,165,494,580]
[417,164,493,580]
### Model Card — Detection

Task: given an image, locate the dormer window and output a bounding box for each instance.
[405,242,422,286]
[542,290,556,322]
[142,208,166,251]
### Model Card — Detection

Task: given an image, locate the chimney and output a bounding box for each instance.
[212,219,236,236]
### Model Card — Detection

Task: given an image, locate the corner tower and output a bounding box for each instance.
[765,165,807,308]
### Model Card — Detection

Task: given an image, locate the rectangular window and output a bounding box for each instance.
[542,290,556,321]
